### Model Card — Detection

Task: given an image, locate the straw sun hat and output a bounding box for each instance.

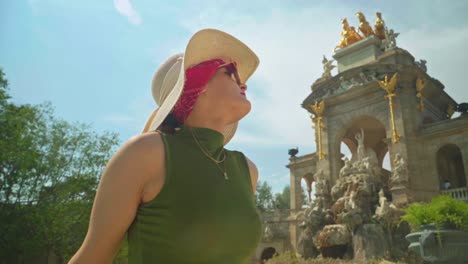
[142,29,259,145]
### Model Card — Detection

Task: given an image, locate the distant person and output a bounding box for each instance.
[443,179,451,190]
[70,29,262,263]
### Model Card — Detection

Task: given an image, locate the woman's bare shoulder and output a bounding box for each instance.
[116,132,164,162]
[230,150,258,193]
[115,132,166,185]
[128,132,168,202]
[126,131,165,153]
[244,155,258,193]
[68,132,166,263]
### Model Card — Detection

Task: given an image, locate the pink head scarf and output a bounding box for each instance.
[172,58,226,123]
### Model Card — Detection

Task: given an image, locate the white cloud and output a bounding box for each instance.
[113,0,142,25]
[102,113,135,126]
[102,95,155,136]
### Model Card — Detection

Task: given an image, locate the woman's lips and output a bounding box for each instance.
[240,92,246,96]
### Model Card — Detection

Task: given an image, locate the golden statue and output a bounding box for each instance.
[311,100,325,116]
[356,12,374,37]
[378,73,400,144]
[378,73,398,94]
[310,100,326,160]
[416,77,425,112]
[374,12,386,40]
[335,18,363,51]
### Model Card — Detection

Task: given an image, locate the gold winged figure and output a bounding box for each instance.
[416,77,425,97]
[311,100,325,116]
[378,73,399,94]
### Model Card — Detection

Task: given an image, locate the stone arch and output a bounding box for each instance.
[382,150,391,171]
[333,106,390,142]
[302,173,314,204]
[341,137,357,158]
[436,144,466,189]
[335,115,388,167]
[260,247,277,263]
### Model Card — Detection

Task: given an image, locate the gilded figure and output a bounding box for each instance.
[356,12,374,37]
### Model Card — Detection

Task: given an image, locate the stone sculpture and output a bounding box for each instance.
[391,153,408,186]
[382,28,399,50]
[415,59,427,73]
[321,55,336,80]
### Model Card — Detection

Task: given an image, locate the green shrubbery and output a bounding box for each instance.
[401,195,468,231]
[264,251,400,264]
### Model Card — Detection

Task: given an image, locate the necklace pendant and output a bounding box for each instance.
[224,172,229,180]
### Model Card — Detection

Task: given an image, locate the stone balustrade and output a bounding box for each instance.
[440,186,468,202]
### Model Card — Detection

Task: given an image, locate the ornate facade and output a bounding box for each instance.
[252,11,468,263]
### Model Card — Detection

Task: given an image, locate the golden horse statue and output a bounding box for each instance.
[374,12,386,40]
[356,12,374,37]
[335,18,363,51]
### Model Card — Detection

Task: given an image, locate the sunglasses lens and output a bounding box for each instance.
[226,63,235,73]
[227,64,241,84]
[217,62,241,85]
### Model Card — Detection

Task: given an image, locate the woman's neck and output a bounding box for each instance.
[183,119,225,135]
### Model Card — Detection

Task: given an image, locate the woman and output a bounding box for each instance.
[70,29,262,263]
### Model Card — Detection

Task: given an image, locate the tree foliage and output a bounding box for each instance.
[0,68,120,263]
[256,181,309,212]
[255,181,275,212]
[273,185,290,210]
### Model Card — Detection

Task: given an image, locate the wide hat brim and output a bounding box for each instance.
[143,29,259,145]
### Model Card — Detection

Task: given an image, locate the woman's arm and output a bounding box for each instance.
[69,133,165,264]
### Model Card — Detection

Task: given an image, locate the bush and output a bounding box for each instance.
[400,202,436,229]
[264,251,399,264]
[401,195,468,231]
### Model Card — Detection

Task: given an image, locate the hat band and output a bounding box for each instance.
[172,59,226,123]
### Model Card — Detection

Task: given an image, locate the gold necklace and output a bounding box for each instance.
[191,128,226,163]
[190,127,229,180]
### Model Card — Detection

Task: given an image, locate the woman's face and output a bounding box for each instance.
[199,63,251,122]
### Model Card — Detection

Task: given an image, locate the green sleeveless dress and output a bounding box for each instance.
[127,125,262,264]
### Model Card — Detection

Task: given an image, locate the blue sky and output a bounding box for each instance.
[2,0,468,193]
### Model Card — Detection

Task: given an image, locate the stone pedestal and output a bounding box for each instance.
[333,35,382,73]
[391,185,409,207]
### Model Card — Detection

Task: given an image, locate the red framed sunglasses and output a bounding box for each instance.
[217,62,241,85]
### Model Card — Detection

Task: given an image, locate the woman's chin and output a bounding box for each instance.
[227,101,251,123]
[238,101,251,119]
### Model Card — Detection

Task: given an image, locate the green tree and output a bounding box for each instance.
[256,182,309,212]
[0,68,120,263]
[272,185,309,210]
[273,185,290,210]
[255,181,274,212]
